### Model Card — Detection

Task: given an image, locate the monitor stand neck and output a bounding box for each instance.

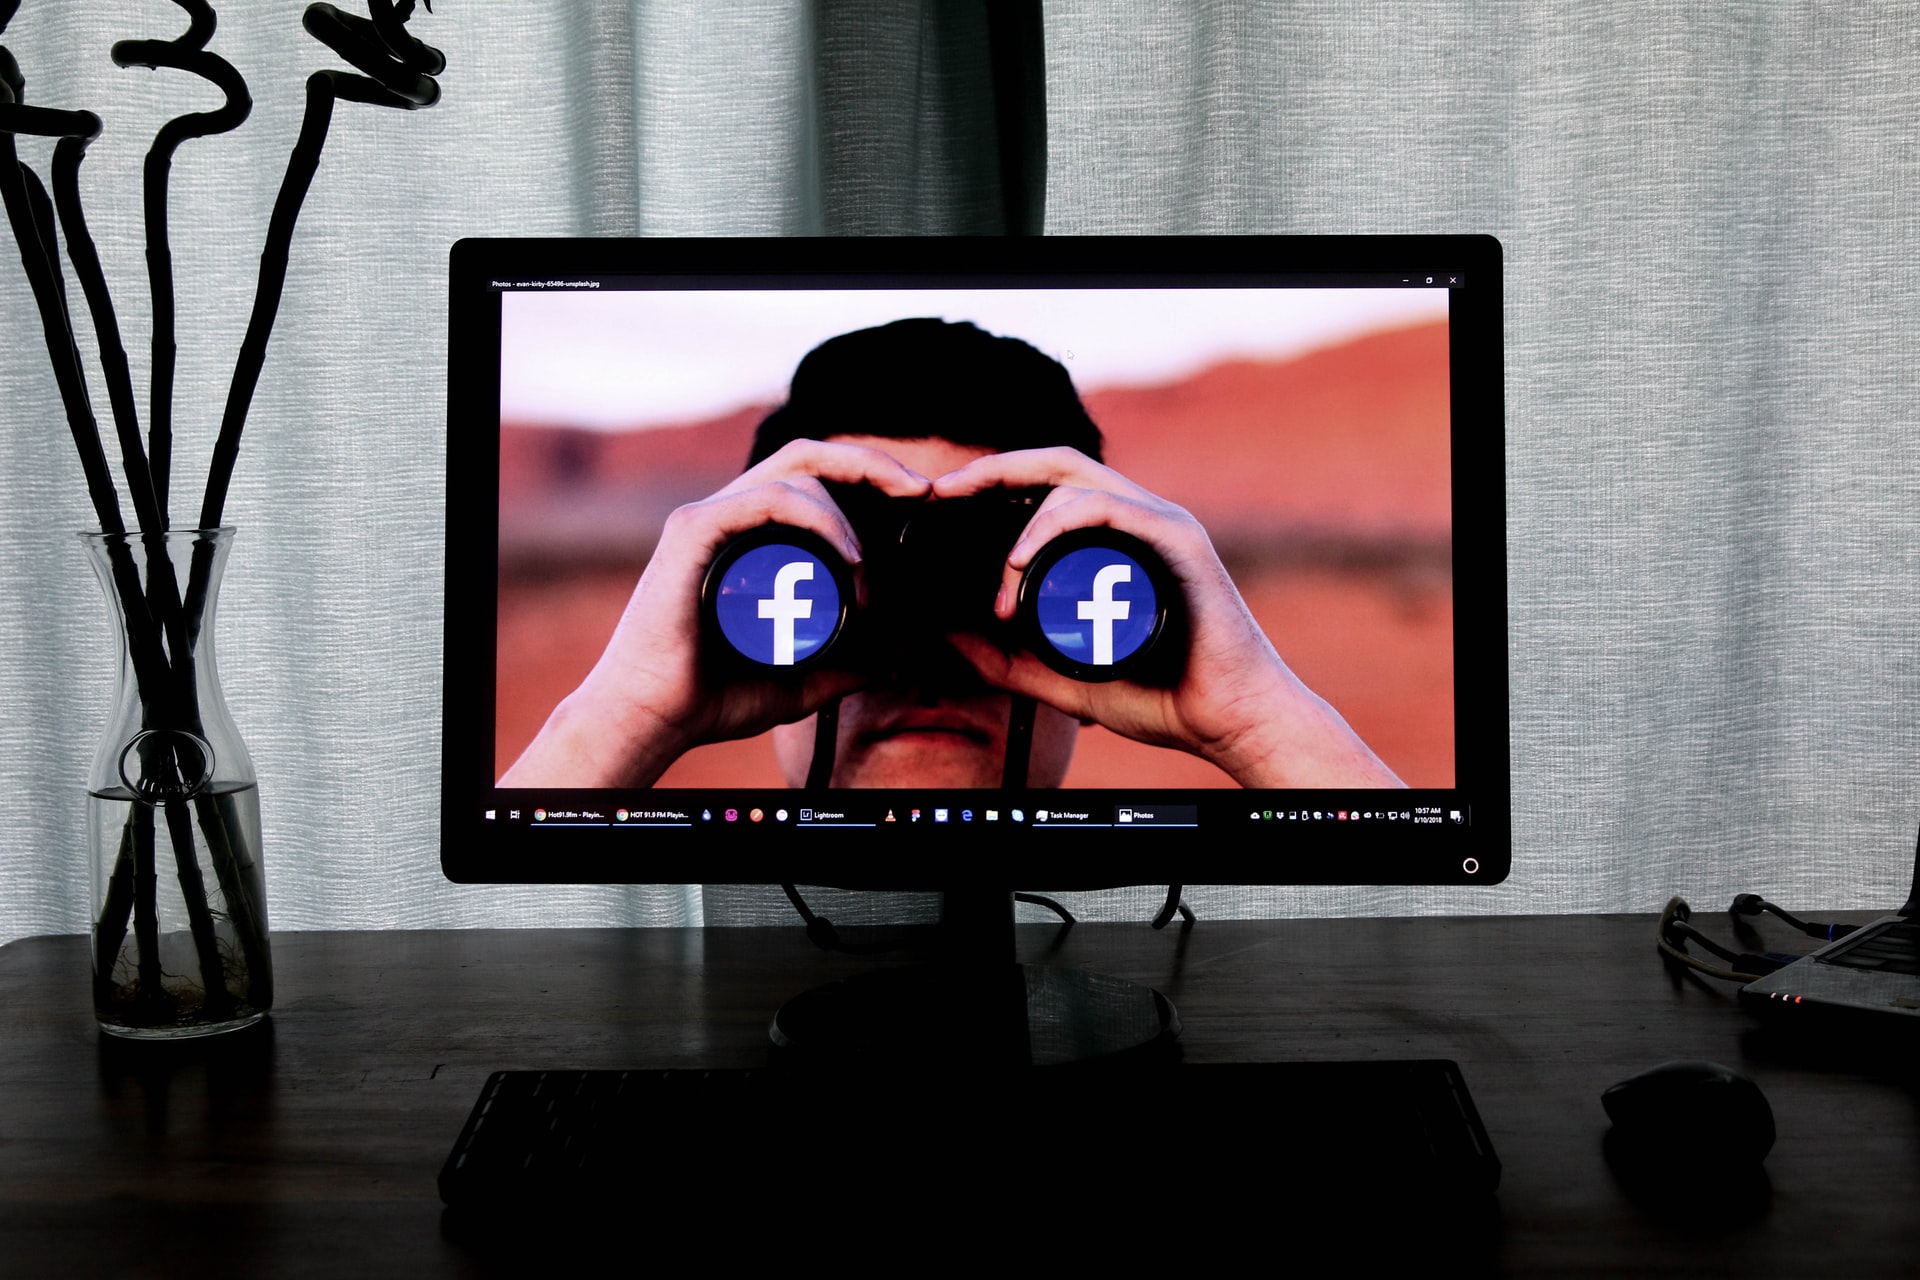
[932,886,1016,964]
[769,887,1180,1069]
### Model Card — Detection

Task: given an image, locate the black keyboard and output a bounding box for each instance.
[438,1061,1500,1213]
[1821,918,1920,975]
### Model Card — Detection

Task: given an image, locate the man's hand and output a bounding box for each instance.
[932,447,1405,789]
[500,440,931,787]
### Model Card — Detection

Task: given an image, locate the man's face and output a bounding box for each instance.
[771,434,1079,788]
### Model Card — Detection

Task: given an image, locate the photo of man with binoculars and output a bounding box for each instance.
[500,316,1408,792]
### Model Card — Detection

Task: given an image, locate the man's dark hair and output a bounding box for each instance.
[748,318,1103,466]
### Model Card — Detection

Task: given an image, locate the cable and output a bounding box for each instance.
[804,697,839,790]
[1013,892,1073,925]
[780,883,906,955]
[1656,897,1797,984]
[1728,893,1859,942]
[1002,695,1035,790]
[1150,885,1194,930]
[781,885,1200,953]
[1657,898,1764,983]
[779,886,1074,954]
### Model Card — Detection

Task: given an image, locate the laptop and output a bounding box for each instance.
[1738,824,1920,1021]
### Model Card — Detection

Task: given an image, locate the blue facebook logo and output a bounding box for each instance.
[1033,546,1158,667]
[714,543,842,666]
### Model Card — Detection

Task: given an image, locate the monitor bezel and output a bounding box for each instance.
[442,235,1508,888]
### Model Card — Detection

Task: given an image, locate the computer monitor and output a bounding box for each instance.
[440,235,1507,1059]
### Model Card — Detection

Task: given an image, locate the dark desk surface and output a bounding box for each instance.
[2,915,1916,1276]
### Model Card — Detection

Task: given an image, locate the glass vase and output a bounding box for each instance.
[81,527,272,1039]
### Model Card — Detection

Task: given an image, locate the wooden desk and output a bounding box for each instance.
[1,916,1916,1275]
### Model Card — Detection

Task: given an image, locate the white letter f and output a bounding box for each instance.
[1078,563,1132,665]
[760,560,814,665]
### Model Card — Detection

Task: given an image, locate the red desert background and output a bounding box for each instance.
[495,319,1454,788]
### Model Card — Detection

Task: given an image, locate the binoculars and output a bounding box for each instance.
[700,488,1181,685]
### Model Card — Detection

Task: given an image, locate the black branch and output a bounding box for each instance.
[111,0,252,527]
[199,1,444,530]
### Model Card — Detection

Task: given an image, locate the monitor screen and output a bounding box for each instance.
[441,236,1507,889]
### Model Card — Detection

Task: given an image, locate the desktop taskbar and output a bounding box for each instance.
[463,788,1504,885]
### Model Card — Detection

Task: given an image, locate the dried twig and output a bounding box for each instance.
[201,1,443,529]
[109,2,251,524]
[52,123,165,535]
[0,94,125,535]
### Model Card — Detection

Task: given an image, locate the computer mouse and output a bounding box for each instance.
[1601,1060,1775,1168]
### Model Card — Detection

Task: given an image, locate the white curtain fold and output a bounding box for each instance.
[3,2,1917,942]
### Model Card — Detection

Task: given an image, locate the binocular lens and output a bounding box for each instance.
[1017,530,1175,683]
[704,527,849,669]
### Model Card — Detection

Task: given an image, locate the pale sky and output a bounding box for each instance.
[501,286,1451,430]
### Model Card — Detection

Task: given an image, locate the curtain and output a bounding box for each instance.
[3,2,1917,944]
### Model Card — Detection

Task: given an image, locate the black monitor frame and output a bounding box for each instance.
[441,235,1507,890]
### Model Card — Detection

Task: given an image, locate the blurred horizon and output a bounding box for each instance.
[496,316,1455,789]
[501,286,1452,432]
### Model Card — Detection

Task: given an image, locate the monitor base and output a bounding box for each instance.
[768,963,1180,1068]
